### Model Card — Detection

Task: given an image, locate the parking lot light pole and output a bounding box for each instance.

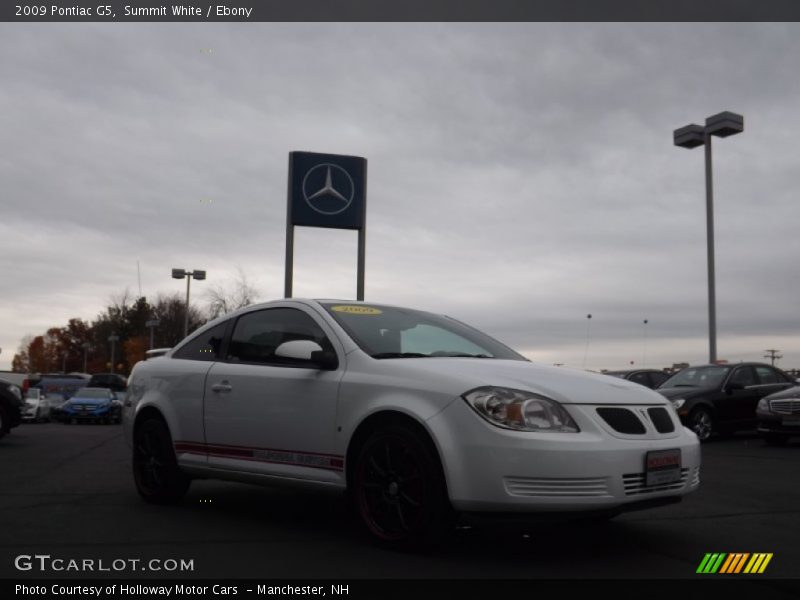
[146,319,160,350]
[108,334,119,374]
[673,111,744,364]
[172,268,206,339]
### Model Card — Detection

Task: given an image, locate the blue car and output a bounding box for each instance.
[59,387,122,424]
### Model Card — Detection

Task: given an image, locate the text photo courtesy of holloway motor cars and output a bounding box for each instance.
[3,6,800,595]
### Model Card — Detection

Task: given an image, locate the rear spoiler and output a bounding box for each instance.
[145,348,171,359]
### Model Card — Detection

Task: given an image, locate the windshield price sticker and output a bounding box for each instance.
[645,448,682,486]
[331,305,382,315]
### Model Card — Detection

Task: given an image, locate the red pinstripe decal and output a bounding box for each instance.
[174,440,344,472]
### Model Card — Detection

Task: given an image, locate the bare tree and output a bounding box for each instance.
[204,267,260,319]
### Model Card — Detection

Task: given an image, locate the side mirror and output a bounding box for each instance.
[275,340,338,370]
[726,381,745,392]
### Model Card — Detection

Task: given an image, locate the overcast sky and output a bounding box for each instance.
[1,23,799,372]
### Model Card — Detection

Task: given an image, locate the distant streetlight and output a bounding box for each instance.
[172,268,207,339]
[82,342,91,373]
[108,334,119,374]
[582,314,592,369]
[674,111,744,364]
[146,319,160,350]
[642,319,649,367]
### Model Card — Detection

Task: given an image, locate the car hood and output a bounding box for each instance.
[66,397,110,406]
[764,385,800,400]
[655,386,715,400]
[24,398,41,408]
[377,358,669,406]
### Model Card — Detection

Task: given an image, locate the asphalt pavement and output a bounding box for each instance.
[1,422,799,582]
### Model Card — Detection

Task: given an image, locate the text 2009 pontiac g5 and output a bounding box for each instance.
[124,299,700,548]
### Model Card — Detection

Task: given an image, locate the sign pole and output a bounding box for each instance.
[284,157,295,298]
[356,227,366,301]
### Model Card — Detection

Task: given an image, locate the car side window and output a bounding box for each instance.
[173,321,229,361]
[650,372,669,388]
[629,372,650,386]
[755,366,781,385]
[729,366,757,387]
[227,308,333,366]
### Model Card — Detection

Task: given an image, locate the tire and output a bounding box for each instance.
[352,424,451,549]
[763,433,789,446]
[689,407,713,442]
[0,406,7,440]
[133,417,190,504]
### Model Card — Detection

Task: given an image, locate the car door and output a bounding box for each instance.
[203,306,346,484]
[723,366,761,425]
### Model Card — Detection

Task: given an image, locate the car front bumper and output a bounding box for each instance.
[427,399,701,513]
[757,414,800,436]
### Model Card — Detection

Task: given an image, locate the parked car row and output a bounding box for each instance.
[605,364,799,443]
[15,373,127,426]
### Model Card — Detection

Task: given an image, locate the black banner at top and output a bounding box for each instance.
[4,0,800,22]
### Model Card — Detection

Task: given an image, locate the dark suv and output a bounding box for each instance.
[0,378,24,440]
[656,363,794,441]
[87,373,127,392]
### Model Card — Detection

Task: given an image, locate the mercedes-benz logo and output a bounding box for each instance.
[302,163,355,215]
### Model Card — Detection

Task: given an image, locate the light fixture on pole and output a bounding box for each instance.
[108,334,119,374]
[172,268,206,339]
[674,111,744,364]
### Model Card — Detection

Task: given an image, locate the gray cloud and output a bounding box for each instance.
[1,23,798,371]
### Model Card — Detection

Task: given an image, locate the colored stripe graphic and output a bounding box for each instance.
[743,553,773,574]
[698,552,773,575]
[697,553,726,574]
[720,553,749,574]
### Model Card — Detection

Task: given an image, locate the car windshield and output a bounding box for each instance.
[321,303,526,360]
[661,366,730,388]
[72,389,110,399]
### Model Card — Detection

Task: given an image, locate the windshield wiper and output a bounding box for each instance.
[371,352,431,359]
[433,352,494,358]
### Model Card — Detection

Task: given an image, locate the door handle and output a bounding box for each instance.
[211,381,233,393]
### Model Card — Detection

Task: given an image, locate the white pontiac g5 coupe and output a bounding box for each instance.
[123,299,700,547]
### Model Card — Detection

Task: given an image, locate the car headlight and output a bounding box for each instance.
[462,386,579,432]
[757,398,769,412]
[4,384,22,402]
[670,398,686,411]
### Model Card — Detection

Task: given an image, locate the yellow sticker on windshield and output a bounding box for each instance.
[331,305,382,315]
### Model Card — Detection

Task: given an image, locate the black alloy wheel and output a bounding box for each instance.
[353,425,451,549]
[689,407,713,442]
[133,417,190,503]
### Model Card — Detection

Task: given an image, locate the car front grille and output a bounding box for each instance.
[622,468,691,496]
[647,407,675,433]
[504,476,611,498]
[596,408,646,434]
[769,398,800,414]
[594,406,678,436]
